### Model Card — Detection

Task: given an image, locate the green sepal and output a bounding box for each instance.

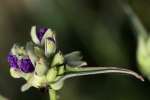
[35,58,48,76]
[64,51,87,67]
[57,65,65,75]
[64,51,82,61]
[21,83,32,92]
[51,51,64,67]
[10,68,22,78]
[10,68,33,80]
[26,42,38,66]
[21,75,48,92]
[34,46,45,57]
[50,78,64,91]
[11,44,27,58]
[30,75,47,88]
[46,67,57,82]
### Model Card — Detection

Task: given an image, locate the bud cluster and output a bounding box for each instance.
[7,26,86,91]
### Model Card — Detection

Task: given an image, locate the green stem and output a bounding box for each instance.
[121,2,148,39]
[49,89,57,100]
[51,66,144,88]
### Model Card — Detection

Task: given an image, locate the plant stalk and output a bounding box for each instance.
[49,89,57,100]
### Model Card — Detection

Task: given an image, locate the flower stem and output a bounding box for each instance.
[64,66,144,81]
[49,89,57,100]
[121,2,148,39]
[49,66,144,91]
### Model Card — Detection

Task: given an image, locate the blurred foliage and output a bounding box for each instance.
[0,0,150,100]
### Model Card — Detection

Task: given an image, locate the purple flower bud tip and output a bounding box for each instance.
[36,26,48,41]
[7,54,18,68]
[18,58,35,73]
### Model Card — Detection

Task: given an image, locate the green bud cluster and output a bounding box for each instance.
[8,26,87,92]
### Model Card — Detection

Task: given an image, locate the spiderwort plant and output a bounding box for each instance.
[7,26,144,100]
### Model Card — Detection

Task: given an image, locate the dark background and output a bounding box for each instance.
[0,0,150,100]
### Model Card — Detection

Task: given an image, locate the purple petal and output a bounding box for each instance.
[18,58,35,73]
[7,54,18,68]
[36,26,48,41]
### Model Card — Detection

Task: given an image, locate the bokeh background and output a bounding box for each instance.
[0,0,150,100]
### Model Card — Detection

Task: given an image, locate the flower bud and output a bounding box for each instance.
[45,37,56,57]
[46,67,57,82]
[26,42,38,66]
[10,68,22,78]
[51,51,64,67]
[31,75,47,88]
[8,44,35,73]
[30,26,55,46]
[7,54,18,69]
[64,51,87,67]
[21,75,47,91]
[10,67,33,80]
[11,44,27,58]
[17,58,35,73]
[35,58,48,76]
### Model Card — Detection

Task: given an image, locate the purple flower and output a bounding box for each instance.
[7,54,18,68]
[7,53,35,73]
[36,26,48,41]
[18,58,35,73]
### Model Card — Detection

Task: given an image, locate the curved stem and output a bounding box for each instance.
[49,89,57,100]
[51,66,144,86]
[120,1,148,39]
[66,66,144,81]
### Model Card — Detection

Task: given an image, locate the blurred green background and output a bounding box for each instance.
[0,0,150,100]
